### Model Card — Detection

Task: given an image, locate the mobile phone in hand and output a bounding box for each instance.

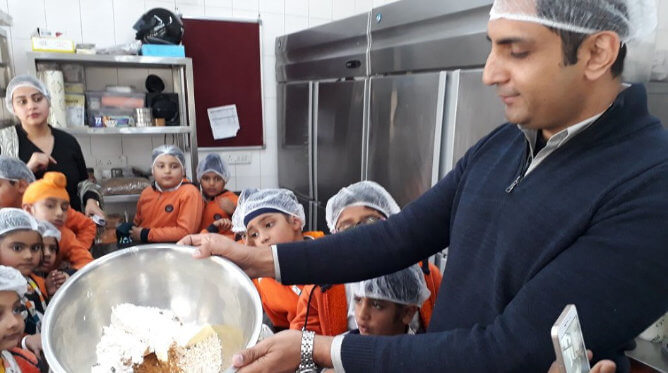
[551,304,590,373]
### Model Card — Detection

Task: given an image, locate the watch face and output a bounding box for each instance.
[296,369,319,373]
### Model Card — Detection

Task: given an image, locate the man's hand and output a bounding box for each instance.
[213,218,233,232]
[177,233,275,279]
[85,199,106,220]
[547,351,616,373]
[232,330,302,373]
[24,333,42,357]
[130,226,143,242]
[26,152,56,172]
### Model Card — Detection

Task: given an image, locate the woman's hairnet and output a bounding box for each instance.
[5,74,51,115]
[152,145,186,169]
[0,208,40,238]
[489,0,657,43]
[354,264,431,307]
[232,188,306,230]
[326,181,400,233]
[197,153,231,182]
[0,156,35,183]
[37,220,61,242]
[0,265,28,298]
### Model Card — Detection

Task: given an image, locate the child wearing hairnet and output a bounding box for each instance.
[0,156,97,250]
[0,265,40,372]
[34,221,68,297]
[22,172,93,270]
[352,265,431,336]
[196,153,238,239]
[231,188,324,331]
[290,181,443,336]
[0,209,46,364]
[130,145,203,243]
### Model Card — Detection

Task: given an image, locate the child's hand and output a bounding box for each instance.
[24,333,42,357]
[45,270,69,296]
[130,226,143,242]
[217,198,236,215]
[213,218,233,232]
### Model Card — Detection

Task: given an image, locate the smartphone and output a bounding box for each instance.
[551,304,591,373]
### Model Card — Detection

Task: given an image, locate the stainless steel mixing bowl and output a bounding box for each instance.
[42,244,262,372]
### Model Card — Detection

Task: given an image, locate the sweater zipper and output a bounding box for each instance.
[506,150,532,193]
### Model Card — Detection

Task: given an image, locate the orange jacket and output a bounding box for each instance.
[133,181,204,243]
[290,261,442,335]
[2,348,40,373]
[254,231,324,329]
[57,226,93,270]
[65,208,96,249]
[199,191,239,239]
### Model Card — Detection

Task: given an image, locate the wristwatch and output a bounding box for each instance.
[297,330,319,373]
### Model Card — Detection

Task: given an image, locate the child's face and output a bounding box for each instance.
[245,213,302,247]
[0,178,26,209]
[0,230,43,276]
[353,296,415,336]
[0,291,26,351]
[334,206,385,233]
[153,155,184,190]
[26,197,69,228]
[200,172,226,198]
[36,236,58,272]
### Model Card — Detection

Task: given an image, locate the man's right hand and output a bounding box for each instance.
[26,152,56,172]
[177,233,276,279]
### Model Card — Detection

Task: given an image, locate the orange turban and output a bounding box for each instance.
[22,172,69,204]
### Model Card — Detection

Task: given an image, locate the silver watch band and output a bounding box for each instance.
[297,330,318,372]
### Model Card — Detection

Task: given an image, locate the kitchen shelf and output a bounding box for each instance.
[65,126,192,135]
[103,194,141,204]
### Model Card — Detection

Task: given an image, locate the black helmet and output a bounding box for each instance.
[133,8,184,45]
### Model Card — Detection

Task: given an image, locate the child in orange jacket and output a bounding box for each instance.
[35,220,69,297]
[0,156,98,248]
[131,145,203,243]
[291,181,443,335]
[196,153,238,239]
[231,188,323,331]
[21,172,93,270]
[0,265,41,373]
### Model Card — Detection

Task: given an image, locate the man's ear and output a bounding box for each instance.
[579,31,621,81]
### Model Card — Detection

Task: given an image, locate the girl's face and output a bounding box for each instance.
[0,291,26,351]
[353,296,415,336]
[27,197,69,228]
[0,230,43,276]
[36,236,58,272]
[200,172,226,198]
[153,155,184,190]
[12,86,50,129]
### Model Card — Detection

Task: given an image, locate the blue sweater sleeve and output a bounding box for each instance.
[338,164,668,372]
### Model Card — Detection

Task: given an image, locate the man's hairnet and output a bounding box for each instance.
[197,153,231,183]
[0,208,40,238]
[326,181,400,233]
[0,265,28,298]
[232,188,306,230]
[0,156,35,183]
[152,145,186,169]
[354,264,431,307]
[489,0,657,43]
[37,220,61,241]
[5,74,51,115]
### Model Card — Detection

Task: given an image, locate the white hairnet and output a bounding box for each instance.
[197,153,231,183]
[152,145,186,169]
[232,188,306,230]
[0,208,40,238]
[354,264,431,307]
[489,0,657,43]
[0,265,27,298]
[37,220,61,242]
[0,156,35,183]
[5,74,51,115]
[326,181,400,233]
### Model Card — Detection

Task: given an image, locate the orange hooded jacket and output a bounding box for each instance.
[199,190,239,239]
[57,226,94,270]
[65,208,96,249]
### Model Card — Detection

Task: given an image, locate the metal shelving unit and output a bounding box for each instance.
[26,52,199,209]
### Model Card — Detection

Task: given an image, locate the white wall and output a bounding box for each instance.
[0,0,397,191]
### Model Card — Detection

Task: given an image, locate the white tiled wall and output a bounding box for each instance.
[0,0,397,190]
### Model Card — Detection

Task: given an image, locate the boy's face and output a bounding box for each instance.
[334,205,386,233]
[0,230,43,276]
[200,172,226,198]
[0,178,28,209]
[12,86,50,128]
[36,236,58,273]
[153,155,184,190]
[25,197,69,227]
[353,296,416,336]
[245,213,302,247]
[0,290,26,351]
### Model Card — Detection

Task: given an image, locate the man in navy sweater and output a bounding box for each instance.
[180,0,667,371]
